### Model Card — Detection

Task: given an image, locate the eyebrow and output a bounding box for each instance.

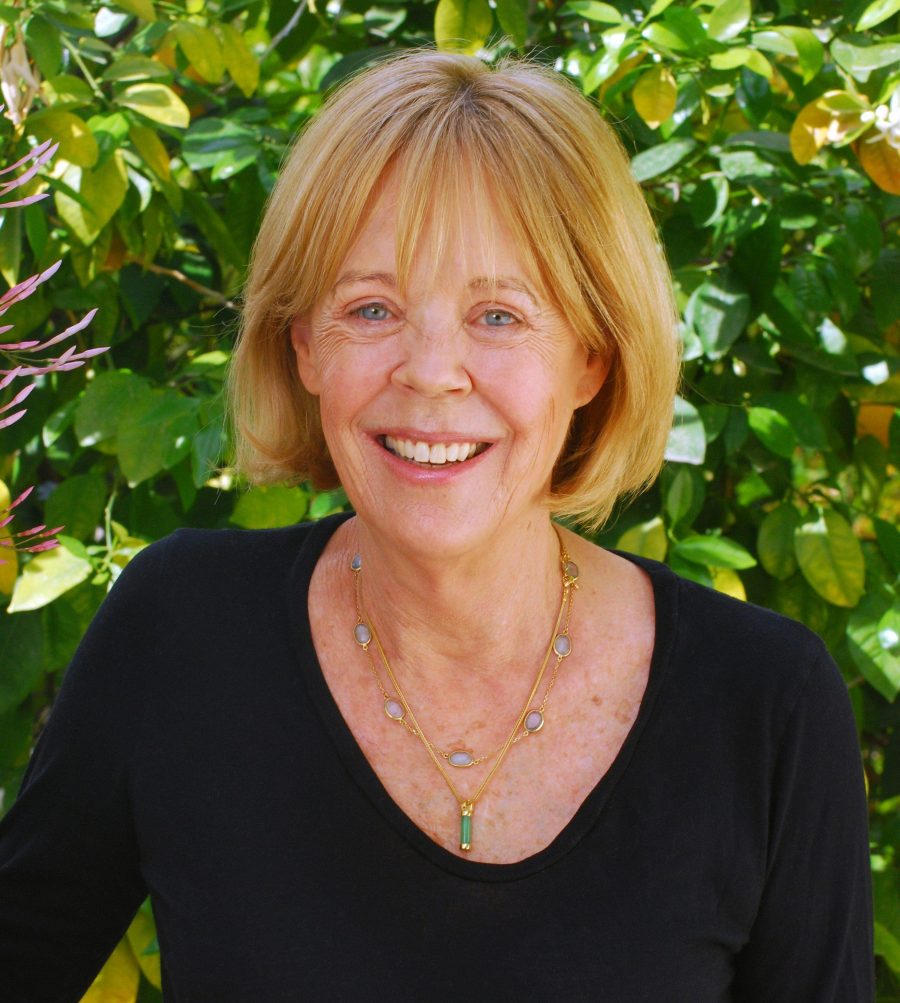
[332,271,538,305]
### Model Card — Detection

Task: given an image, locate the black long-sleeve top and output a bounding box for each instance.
[0,512,875,1001]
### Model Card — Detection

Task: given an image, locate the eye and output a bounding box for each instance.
[352,303,392,321]
[481,308,518,327]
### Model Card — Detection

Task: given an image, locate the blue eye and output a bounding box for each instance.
[483,309,516,326]
[354,303,390,321]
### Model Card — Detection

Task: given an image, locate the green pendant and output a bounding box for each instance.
[460,802,473,851]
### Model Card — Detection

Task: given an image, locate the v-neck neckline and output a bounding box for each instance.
[287,511,680,882]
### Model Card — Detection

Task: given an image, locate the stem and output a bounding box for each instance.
[61,39,105,101]
[263,0,310,60]
[134,259,238,310]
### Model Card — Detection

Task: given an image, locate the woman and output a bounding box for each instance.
[0,49,873,1001]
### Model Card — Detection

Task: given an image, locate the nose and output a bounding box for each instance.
[391,316,473,398]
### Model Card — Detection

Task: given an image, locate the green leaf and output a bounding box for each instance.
[794,509,866,608]
[174,21,225,84]
[831,39,900,80]
[191,417,226,489]
[874,517,900,576]
[117,391,200,487]
[495,0,528,47]
[24,15,62,77]
[40,74,95,109]
[0,610,43,716]
[685,274,750,359]
[102,55,170,83]
[665,395,706,465]
[229,484,310,529]
[771,26,823,83]
[44,473,107,542]
[688,176,729,228]
[435,0,493,55]
[8,539,92,613]
[706,0,750,42]
[0,209,21,287]
[673,534,757,570]
[559,1,622,23]
[631,138,697,182]
[182,118,259,180]
[129,124,170,181]
[116,83,190,128]
[856,0,900,31]
[615,516,668,562]
[110,0,156,19]
[874,922,900,975]
[665,467,694,527]
[748,406,797,458]
[75,371,152,452]
[308,488,349,520]
[757,503,800,580]
[847,588,900,701]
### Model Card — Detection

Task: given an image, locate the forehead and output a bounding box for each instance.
[334,162,543,297]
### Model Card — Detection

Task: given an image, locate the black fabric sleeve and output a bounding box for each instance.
[731,643,875,1002]
[0,539,166,1003]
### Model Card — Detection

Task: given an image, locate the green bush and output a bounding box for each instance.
[1,0,897,997]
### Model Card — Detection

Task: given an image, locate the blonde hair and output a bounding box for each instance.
[227,48,680,532]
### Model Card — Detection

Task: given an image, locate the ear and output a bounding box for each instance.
[574,350,610,409]
[289,314,322,396]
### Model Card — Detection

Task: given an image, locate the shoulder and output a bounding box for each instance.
[617,550,834,722]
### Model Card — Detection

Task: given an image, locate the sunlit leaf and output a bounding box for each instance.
[672,534,757,569]
[706,0,750,42]
[110,0,156,20]
[8,538,92,613]
[665,395,705,465]
[632,66,677,129]
[80,938,140,1003]
[615,516,668,562]
[116,83,190,128]
[855,134,900,196]
[27,110,98,167]
[219,22,260,96]
[174,21,225,84]
[857,0,900,30]
[794,510,866,608]
[435,0,493,55]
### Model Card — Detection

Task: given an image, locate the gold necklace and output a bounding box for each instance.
[350,528,579,852]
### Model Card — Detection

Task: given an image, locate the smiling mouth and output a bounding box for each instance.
[378,435,491,467]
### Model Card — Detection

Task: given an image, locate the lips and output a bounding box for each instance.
[379,435,491,466]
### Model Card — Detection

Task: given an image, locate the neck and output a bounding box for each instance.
[343,513,567,688]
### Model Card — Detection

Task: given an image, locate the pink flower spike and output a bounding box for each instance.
[0,140,53,175]
[7,485,35,510]
[0,368,22,389]
[16,523,46,538]
[74,345,109,360]
[23,539,60,553]
[0,408,26,429]
[0,382,36,412]
[40,525,65,537]
[0,139,55,176]
[0,538,12,546]
[0,514,14,528]
[27,308,98,351]
[0,339,40,350]
[0,260,62,311]
[48,361,86,373]
[0,193,49,209]
[0,325,13,335]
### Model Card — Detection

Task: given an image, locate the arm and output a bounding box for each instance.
[732,645,875,1002]
[0,540,166,1003]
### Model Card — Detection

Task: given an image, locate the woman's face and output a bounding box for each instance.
[290,171,606,557]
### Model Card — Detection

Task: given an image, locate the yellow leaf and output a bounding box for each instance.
[8,540,92,612]
[28,110,98,167]
[632,66,677,129]
[218,23,259,97]
[79,939,140,1003]
[0,479,17,596]
[129,123,170,180]
[616,516,668,562]
[743,49,773,79]
[789,100,832,165]
[55,153,128,246]
[116,83,190,128]
[174,22,225,84]
[857,402,895,447]
[855,132,900,195]
[125,909,161,989]
[711,567,746,601]
[434,0,493,55]
[110,0,156,21]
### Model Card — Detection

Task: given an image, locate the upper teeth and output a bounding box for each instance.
[383,436,484,464]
